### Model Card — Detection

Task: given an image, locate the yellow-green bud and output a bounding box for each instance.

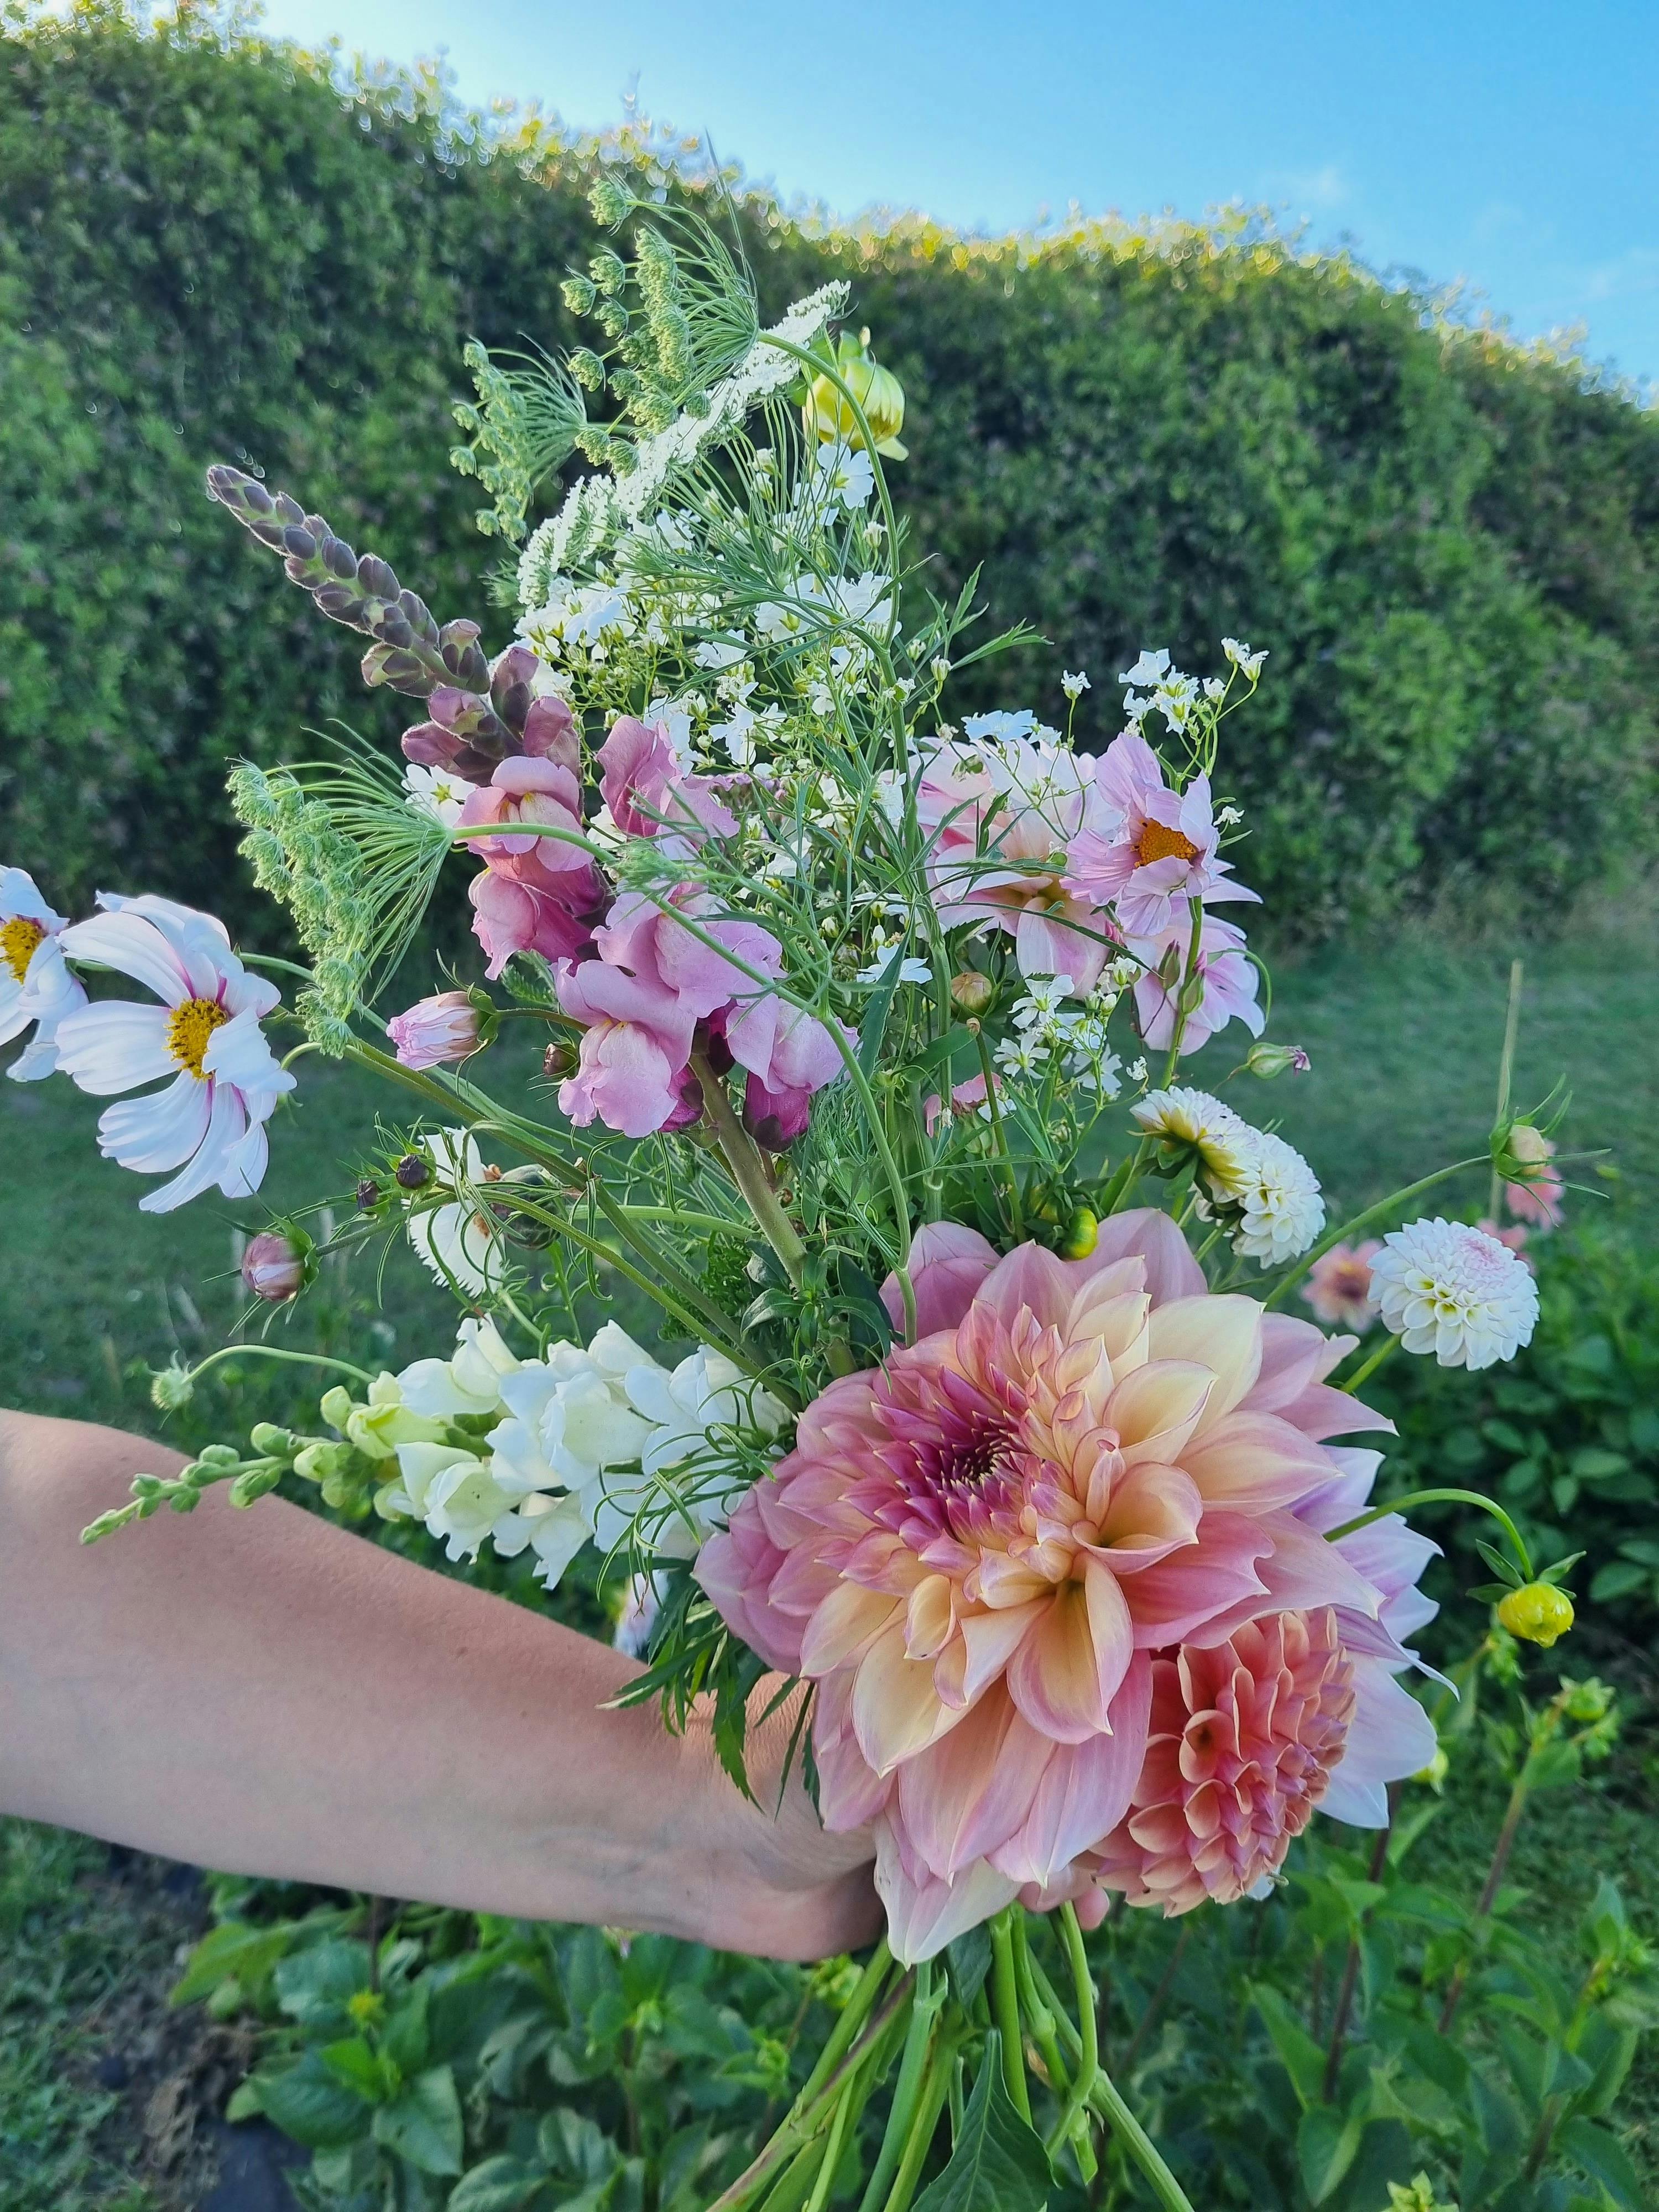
[319,1385,355,1432]
[1056,1206,1099,1261]
[950,971,994,1017]
[1496,1582,1574,1647]
[802,329,907,459]
[1412,1746,1449,1792]
[293,1441,347,1485]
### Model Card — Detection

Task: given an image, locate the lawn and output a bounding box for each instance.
[2,912,1656,2208]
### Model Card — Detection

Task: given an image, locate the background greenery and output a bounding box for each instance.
[3,1,1657,941]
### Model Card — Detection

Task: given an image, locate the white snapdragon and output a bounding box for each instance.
[396,1317,523,1419]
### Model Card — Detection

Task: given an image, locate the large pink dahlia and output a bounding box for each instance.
[697,1211,1433,1960]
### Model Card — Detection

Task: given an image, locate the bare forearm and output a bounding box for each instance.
[0,1411,874,1958]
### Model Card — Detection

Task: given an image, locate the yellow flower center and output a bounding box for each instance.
[0,915,45,985]
[166,995,230,1078]
[1135,820,1202,868]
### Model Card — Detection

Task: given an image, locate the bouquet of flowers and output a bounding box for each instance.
[10,179,1583,2209]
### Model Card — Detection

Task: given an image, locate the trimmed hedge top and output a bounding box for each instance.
[3,4,1656,935]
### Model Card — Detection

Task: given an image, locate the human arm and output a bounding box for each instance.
[0,1410,878,1961]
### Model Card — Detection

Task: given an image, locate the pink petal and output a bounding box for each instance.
[1005,1564,1132,1744]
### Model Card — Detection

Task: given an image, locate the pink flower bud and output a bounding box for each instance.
[241,1232,305,1303]
[386,990,482,1070]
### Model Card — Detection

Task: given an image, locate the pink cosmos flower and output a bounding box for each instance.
[1503,1126,1564,1229]
[457,757,609,978]
[1302,1241,1382,1331]
[1064,733,1257,938]
[599,716,738,844]
[697,1209,1423,1960]
[1130,912,1264,1054]
[387,990,483,1071]
[915,730,1121,998]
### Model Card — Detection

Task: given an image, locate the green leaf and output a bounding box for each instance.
[372,2063,464,2175]
[253,2051,374,2149]
[319,2035,396,2102]
[1251,1984,1327,2110]
[170,1918,294,2007]
[383,1979,432,2075]
[910,2033,1051,2212]
[539,2107,619,2184]
[273,1938,372,2027]
[1557,2115,1646,2208]
[223,2079,263,2125]
[1295,2104,1363,2205]
[448,2155,551,2212]
[946,1926,993,2006]
[857,946,909,1078]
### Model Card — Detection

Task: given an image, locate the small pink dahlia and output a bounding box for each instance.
[1087,1608,1354,1913]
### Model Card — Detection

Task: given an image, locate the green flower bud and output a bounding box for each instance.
[293,1441,348,1484]
[1244,1042,1311,1078]
[248,1423,295,1457]
[319,1385,355,1432]
[802,328,907,459]
[1496,1582,1574,1647]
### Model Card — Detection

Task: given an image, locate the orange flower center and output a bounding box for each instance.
[0,915,45,985]
[166,995,229,1078]
[1135,820,1202,868]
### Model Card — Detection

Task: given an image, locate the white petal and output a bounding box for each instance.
[100,893,232,999]
[54,1001,176,1094]
[97,1070,213,1172]
[59,911,189,1005]
[215,1114,269,1199]
[0,867,61,929]
[137,1078,242,1213]
[201,1005,285,1093]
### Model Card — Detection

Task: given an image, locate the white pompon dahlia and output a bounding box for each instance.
[1131,1086,1253,1184]
[1370,1216,1540,1369]
[1225,1129,1326,1265]
[54,893,294,1212]
[0,867,86,1082]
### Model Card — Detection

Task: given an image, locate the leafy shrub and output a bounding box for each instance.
[3,2,1656,936]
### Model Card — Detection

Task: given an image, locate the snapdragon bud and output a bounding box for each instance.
[241,1231,306,1303]
[1496,1583,1574,1647]
[319,1385,355,1432]
[1244,1042,1311,1079]
[385,989,485,1071]
[950,971,994,1018]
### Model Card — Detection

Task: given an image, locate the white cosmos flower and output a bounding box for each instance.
[403,761,469,828]
[1224,1128,1326,1265]
[406,1129,505,1298]
[1370,1217,1540,1370]
[54,893,294,1213]
[0,866,86,1082]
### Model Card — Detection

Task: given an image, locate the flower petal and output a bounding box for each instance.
[95,1069,211,1173]
[1005,1563,1131,1744]
[53,1001,176,1094]
[58,911,189,1005]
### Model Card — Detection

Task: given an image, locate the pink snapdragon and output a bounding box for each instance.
[457,756,609,978]
[915,725,1121,998]
[1130,912,1264,1053]
[599,715,738,844]
[1064,733,1256,939]
[697,1210,1431,1959]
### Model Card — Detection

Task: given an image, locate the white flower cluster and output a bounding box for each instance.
[1133,1088,1324,1265]
[359,1317,787,1589]
[1369,1217,1540,1370]
[994,974,1123,1098]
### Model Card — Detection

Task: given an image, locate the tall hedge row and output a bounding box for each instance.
[4,6,1657,936]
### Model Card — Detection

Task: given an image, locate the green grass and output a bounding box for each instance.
[2,916,1656,2203]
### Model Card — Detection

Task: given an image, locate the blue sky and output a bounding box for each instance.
[253,0,1659,384]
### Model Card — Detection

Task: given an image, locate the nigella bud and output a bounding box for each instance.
[386,989,484,1071]
[950,971,994,1017]
[355,1177,382,1211]
[543,1040,577,1078]
[241,1232,306,1304]
[394,1152,431,1190]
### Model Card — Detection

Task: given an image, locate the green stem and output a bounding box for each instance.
[171,1343,375,1391]
[879,2036,957,2212]
[987,1908,1032,2124]
[1262,1156,1489,1310]
[855,1963,940,2212]
[1051,1906,1100,2161]
[971,1024,1024,1238]
[1488,957,1525,1221]
[1159,898,1207,1082]
[803,2070,858,2212]
[691,1050,808,1290]
[1326,1488,1533,1580]
[1338,1333,1399,1396]
[1086,2067,1196,2212]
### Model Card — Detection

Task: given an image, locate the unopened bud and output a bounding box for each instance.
[1056,1206,1099,1260]
[543,1040,577,1078]
[319,1385,355,1432]
[241,1231,306,1303]
[1244,1042,1311,1079]
[394,1152,430,1191]
[355,1177,382,1211]
[950,971,994,1018]
[248,1423,294,1456]
[802,328,907,460]
[294,1441,348,1484]
[386,989,484,1071]
[1496,1583,1574,1648]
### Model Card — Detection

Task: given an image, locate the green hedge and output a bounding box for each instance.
[4,4,1657,935]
